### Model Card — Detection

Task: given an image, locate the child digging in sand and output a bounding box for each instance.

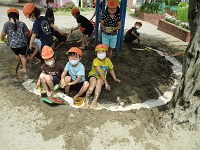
[84,44,121,109]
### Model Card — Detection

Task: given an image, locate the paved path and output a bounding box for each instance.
[0,3,188,50]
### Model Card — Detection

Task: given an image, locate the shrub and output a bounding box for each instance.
[53,0,75,12]
[175,2,188,22]
[139,2,165,14]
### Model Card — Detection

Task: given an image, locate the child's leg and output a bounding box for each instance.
[107,48,114,59]
[84,77,96,108]
[79,32,85,49]
[39,73,50,92]
[90,79,104,109]
[73,81,89,99]
[19,54,27,72]
[64,76,71,94]
[44,75,54,91]
[15,55,22,68]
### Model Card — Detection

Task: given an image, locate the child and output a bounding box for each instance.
[124,20,142,43]
[71,7,94,50]
[45,0,67,48]
[85,44,121,109]
[35,46,64,96]
[60,47,89,99]
[100,0,121,58]
[1,8,29,72]
[26,30,43,65]
[22,3,64,50]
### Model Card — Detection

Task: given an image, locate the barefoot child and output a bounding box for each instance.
[124,20,142,43]
[71,7,94,50]
[35,46,64,96]
[23,3,64,50]
[60,47,89,99]
[100,0,121,58]
[85,44,121,109]
[1,8,29,72]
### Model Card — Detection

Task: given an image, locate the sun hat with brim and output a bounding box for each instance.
[107,0,118,8]
[68,47,82,57]
[23,3,35,18]
[95,44,108,51]
[41,46,54,59]
[7,8,19,15]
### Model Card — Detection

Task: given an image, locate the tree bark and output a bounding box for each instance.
[169,1,200,130]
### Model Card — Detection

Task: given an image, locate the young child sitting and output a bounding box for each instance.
[84,44,121,109]
[71,7,94,50]
[35,46,64,96]
[26,30,43,65]
[124,20,142,43]
[60,47,89,100]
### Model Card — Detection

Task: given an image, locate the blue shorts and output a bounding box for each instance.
[102,32,117,49]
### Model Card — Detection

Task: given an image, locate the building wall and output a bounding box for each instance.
[0,0,19,4]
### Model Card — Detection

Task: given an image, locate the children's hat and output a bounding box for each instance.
[68,47,82,57]
[136,20,143,26]
[23,3,35,18]
[71,7,79,16]
[41,46,54,59]
[107,0,118,8]
[7,8,19,15]
[95,44,108,51]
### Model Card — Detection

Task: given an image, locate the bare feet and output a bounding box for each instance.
[79,46,85,50]
[90,100,97,109]
[18,68,26,72]
[84,97,90,109]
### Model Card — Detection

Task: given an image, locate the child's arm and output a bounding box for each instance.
[0,32,6,40]
[95,66,111,91]
[112,20,122,31]
[27,42,39,61]
[71,23,81,32]
[68,76,82,86]
[109,69,121,83]
[60,70,67,88]
[30,33,37,49]
[50,23,63,34]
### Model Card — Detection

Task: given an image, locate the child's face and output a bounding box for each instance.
[48,2,54,8]
[68,53,80,66]
[97,50,106,60]
[134,23,142,29]
[44,56,55,67]
[108,7,117,14]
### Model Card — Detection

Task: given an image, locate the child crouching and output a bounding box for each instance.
[35,46,64,96]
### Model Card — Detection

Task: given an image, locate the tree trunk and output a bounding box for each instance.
[169,1,200,130]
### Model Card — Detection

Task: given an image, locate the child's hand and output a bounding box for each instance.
[114,78,121,83]
[105,82,111,91]
[35,82,40,89]
[60,79,66,88]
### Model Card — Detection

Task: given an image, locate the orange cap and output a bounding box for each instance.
[95,44,108,51]
[107,0,118,8]
[136,20,142,26]
[41,46,54,59]
[7,8,19,15]
[68,47,82,57]
[23,3,35,18]
[71,7,79,15]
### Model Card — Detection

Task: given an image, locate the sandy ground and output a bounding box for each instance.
[0,4,199,150]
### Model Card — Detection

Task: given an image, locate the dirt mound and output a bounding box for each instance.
[24,38,174,106]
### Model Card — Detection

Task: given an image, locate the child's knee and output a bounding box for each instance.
[83,81,89,88]
[64,76,71,82]
[44,75,52,81]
